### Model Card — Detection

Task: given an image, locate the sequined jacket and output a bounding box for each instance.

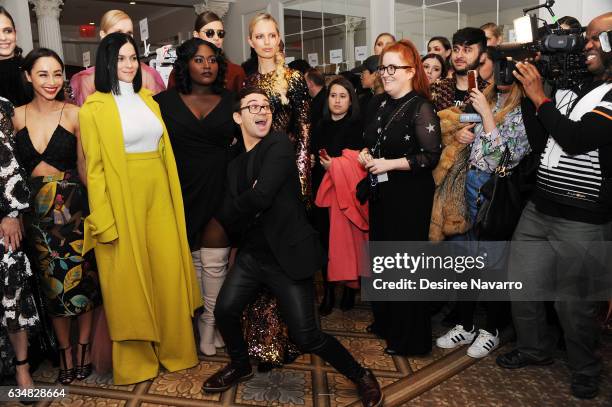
[243,68,312,203]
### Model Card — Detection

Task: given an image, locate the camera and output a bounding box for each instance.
[490,0,589,89]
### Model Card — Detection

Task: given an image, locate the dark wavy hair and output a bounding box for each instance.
[95,32,142,95]
[323,77,360,123]
[174,38,226,95]
[22,48,65,102]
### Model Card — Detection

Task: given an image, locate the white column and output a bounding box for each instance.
[1,0,34,54]
[29,0,64,61]
[346,17,363,70]
[369,0,395,54]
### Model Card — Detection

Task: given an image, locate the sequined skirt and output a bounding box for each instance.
[243,289,300,365]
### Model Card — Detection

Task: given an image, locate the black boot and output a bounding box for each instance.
[340,286,355,311]
[319,282,335,316]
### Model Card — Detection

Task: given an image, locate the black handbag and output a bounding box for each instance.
[474,147,524,240]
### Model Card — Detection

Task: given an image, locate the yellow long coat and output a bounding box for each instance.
[79,89,202,343]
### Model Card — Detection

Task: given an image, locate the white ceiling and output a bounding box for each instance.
[43,0,542,27]
[396,0,536,14]
[49,0,200,26]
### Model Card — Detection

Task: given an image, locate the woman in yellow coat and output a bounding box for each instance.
[78,32,201,385]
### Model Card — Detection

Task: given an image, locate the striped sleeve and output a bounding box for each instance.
[592,89,612,120]
[537,89,612,156]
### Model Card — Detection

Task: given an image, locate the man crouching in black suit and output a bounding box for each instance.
[201,87,383,407]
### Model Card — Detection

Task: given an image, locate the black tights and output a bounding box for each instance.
[200,217,229,248]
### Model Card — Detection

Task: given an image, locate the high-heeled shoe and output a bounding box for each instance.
[75,342,92,380]
[14,358,35,405]
[57,346,75,385]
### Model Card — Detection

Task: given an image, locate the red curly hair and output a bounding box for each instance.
[379,39,431,100]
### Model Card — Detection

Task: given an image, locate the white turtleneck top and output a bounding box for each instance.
[113,81,163,153]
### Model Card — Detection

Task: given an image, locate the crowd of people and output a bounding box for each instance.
[0,4,611,405]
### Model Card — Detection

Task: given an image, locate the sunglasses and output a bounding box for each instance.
[201,29,226,39]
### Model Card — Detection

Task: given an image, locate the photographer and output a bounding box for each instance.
[496,12,612,400]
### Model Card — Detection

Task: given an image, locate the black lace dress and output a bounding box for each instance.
[0,97,39,375]
[364,91,442,355]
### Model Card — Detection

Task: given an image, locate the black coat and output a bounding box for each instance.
[218,131,324,280]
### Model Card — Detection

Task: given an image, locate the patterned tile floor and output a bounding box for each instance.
[4,302,611,407]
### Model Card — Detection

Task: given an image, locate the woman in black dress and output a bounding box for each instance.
[154,38,235,357]
[13,49,101,384]
[312,77,364,315]
[358,39,441,356]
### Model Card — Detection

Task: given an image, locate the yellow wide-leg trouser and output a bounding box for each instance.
[109,151,198,385]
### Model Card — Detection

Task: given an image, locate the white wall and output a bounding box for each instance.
[145,7,195,46]
[466,6,527,43]
[396,5,467,54]
[538,0,612,27]
[223,0,385,65]
[50,7,195,66]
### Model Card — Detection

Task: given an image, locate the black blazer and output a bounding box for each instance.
[218,131,324,280]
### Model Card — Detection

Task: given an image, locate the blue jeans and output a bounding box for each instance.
[448,168,492,242]
[453,169,509,332]
[466,168,492,227]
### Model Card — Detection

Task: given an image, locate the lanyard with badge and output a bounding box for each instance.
[370,95,418,186]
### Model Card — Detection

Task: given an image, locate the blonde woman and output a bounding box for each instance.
[237,13,312,369]
[373,32,396,55]
[242,13,311,203]
[70,9,165,106]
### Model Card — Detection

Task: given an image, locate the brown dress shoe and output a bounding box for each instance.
[355,369,383,407]
[201,363,253,393]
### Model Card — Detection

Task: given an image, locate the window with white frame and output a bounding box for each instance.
[282,0,370,74]
[395,0,540,54]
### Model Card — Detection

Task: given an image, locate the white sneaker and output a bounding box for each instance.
[436,325,476,349]
[467,329,500,358]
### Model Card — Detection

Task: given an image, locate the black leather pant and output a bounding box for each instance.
[215,250,365,381]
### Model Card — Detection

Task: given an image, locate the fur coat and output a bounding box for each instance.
[429,107,472,241]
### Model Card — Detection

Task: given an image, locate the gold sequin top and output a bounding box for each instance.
[243,68,312,204]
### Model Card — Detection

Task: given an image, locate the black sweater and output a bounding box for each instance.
[525,82,612,223]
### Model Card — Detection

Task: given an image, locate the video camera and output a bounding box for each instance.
[490,0,589,89]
